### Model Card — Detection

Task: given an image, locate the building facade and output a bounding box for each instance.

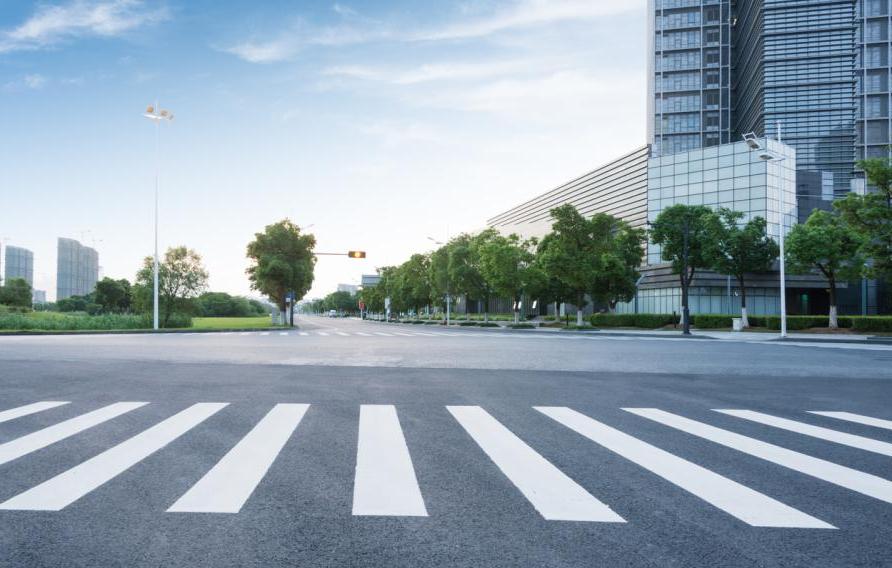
[4,245,34,286]
[487,146,649,239]
[56,238,99,300]
[650,0,867,199]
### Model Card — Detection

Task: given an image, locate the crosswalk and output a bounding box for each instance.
[1,401,890,527]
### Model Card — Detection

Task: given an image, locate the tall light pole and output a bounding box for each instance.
[744,124,788,338]
[143,103,173,330]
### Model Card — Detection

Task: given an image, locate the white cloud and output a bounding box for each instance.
[24,74,48,89]
[0,0,168,53]
[333,4,359,18]
[222,24,388,63]
[4,73,49,91]
[325,59,540,85]
[415,0,643,41]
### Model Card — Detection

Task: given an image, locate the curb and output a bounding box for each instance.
[0,327,297,337]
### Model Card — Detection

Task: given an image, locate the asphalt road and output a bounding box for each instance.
[1,316,891,567]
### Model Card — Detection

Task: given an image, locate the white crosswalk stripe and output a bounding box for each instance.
[168,404,309,513]
[0,402,147,467]
[448,405,624,522]
[279,332,289,336]
[715,409,892,457]
[0,403,227,511]
[353,405,427,517]
[335,332,349,337]
[317,332,330,336]
[373,332,393,337]
[626,408,892,505]
[537,407,832,528]
[0,401,69,424]
[299,332,309,336]
[808,411,892,432]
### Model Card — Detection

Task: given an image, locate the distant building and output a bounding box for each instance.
[4,245,34,286]
[361,274,381,288]
[337,283,359,294]
[56,238,99,300]
[32,290,46,304]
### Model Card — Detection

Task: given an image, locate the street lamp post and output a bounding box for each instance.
[143,103,174,330]
[744,124,788,338]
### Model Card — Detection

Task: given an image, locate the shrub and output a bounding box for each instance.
[508,323,535,329]
[846,316,892,332]
[691,314,733,329]
[590,313,677,328]
[477,322,500,327]
[458,321,478,326]
[0,312,192,331]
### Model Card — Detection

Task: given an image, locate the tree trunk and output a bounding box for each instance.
[679,272,689,329]
[514,296,520,324]
[576,292,584,327]
[828,277,838,329]
[738,276,749,328]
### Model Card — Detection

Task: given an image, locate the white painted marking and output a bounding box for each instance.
[537,407,831,528]
[317,332,330,337]
[0,401,69,424]
[0,402,147,466]
[447,406,623,522]
[299,332,309,336]
[625,408,892,504]
[373,332,393,337]
[808,411,892,432]
[260,332,270,336]
[0,403,227,511]
[239,332,251,336]
[168,404,309,513]
[352,405,427,517]
[715,409,892,457]
[336,332,349,337]
[392,332,413,337]
[279,332,289,336]
[356,332,372,337]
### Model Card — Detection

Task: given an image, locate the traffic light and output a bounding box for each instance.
[347,250,366,259]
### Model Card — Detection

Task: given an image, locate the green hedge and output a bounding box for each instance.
[690,314,733,328]
[590,313,678,328]
[846,317,892,332]
[508,323,535,329]
[0,312,192,331]
[477,322,500,328]
[458,321,478,326]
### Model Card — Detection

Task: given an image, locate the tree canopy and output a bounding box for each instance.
[246,219,316,319]
[136,246,209,327]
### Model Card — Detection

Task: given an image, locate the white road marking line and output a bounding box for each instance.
[168,404,309,513]
[299,332,309,336]
[373,332,393,337]
[411,332,436,336]
[537,407,831,528]
[356,332,372,337]
[260,332,270,336]
[239,332,251,336]
[279,332,289,336]
[336,332,349,337]
[715,409,892,457]
[808,411,892,432]
[447,406,623,522]
[353,405,427,517]
[0,403,148,466]
[0,403,227,511]
[625,408,892,505]
[0,401,69,424]
[392,332,413,337]
[317,332,330,337]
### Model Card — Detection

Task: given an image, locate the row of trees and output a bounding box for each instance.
[303,290,360,315]
[361,205,646,325]
[0,278,32,308]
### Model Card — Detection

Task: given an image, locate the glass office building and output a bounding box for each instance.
[4,245,34,286]
[650,0,866,200]
[56,238,99,300]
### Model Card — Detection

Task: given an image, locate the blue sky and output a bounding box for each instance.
[1,0,646,301]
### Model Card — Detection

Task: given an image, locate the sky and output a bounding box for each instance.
[0,0,647,301]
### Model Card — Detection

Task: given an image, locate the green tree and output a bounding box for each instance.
[93,278,132,313]
[786,210,865,329]
[136,246,209,327]
[428,244,452,312]
[246,219,316,326]
[649,204,715,334]
[478,233,543,323]
[398,254,432,315]
[0,277,32,308]
[707,209,779,327]
[467,230,498,323]
[358,280,385,314]
[57,294,91,312]
[590,214,646,312]
[835,157,892,284]
[537,205,597,326]
[323,290,358,314]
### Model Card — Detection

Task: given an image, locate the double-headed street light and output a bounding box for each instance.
[143,104,174,331]
[743,123,788,338]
